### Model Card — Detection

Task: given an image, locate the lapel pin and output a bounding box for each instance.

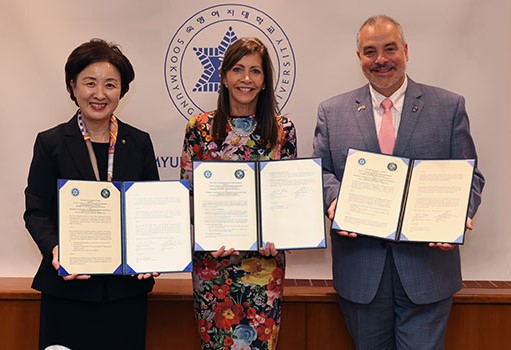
[357,105,367,112]
[412,106,418,112]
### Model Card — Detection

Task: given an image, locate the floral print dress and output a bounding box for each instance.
[180,112,297,350]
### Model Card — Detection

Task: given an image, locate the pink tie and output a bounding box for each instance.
[379,98,395,154]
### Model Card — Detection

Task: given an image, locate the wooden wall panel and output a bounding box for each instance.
[2,278,511,349]
[146,300,199,349]
[445,303,511,350]
[0,300,39,349]
[306,303,354,350]
[278,303,307,350]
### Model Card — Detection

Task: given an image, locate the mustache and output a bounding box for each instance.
[369,64,396,72]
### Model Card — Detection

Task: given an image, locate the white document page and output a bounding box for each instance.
[333,150,409,239]
[124,181,192,273]
[58,180,122,274]
[259,158,326,249]
[193,161,258,251]
[399,160,473,243]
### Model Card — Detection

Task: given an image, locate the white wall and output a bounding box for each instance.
[2,0,509,280]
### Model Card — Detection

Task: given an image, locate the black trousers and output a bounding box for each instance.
[39,293,148,350]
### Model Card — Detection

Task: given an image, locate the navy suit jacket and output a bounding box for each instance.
[313,78,485,304]
[24,113,159,302]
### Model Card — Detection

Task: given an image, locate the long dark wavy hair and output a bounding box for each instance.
[212,37,279,148]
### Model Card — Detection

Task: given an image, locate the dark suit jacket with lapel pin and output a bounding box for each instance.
[24,113,159,302]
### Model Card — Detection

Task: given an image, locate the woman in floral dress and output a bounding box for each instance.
[180,37,297,350]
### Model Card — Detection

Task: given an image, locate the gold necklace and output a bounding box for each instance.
[227,116,257,137]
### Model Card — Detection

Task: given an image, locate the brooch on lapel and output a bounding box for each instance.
[357,105,367,112]
[412,106,419,112]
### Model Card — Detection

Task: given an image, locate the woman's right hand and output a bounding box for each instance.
[211,245,239,258]
[52,245,91,281]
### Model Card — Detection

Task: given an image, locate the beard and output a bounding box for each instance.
[367,62,406,89]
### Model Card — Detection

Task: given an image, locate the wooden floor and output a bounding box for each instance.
[1,278,511,349]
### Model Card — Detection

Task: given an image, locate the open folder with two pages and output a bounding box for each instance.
[58,180,192,276]
[332,148,475,244]
[192,158,326,252]
[58,157,327,276]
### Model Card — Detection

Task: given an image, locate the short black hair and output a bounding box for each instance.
[65,38,135,105]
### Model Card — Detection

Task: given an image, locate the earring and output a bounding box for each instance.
[224,83,228,88]
[262,84,266,90]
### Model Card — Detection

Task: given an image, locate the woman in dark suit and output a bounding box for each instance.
[24,39,159,350]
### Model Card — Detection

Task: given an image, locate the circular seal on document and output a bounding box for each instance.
[234,169,245,179]
[71,188,79,196]
[358,158,366,165]
[203,170,212,179]
[387,162,397,172]
[100,188,111,199]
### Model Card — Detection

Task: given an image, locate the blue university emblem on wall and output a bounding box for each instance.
[165,4,296,120]
[192,27,236,93]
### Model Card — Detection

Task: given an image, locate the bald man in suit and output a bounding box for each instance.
[313,15,485,349]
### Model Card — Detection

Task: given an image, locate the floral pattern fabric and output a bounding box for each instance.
[180,112,297,350]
